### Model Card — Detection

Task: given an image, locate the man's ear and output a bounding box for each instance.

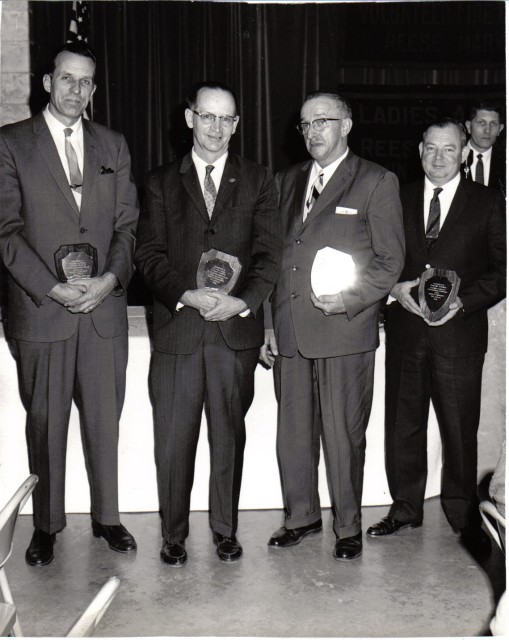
[43,74,52,95]
[184,108,194,130]
[465,120,472,135]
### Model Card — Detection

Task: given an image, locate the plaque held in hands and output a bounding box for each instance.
[196,249,242,294]
[418,267,460,322]
[54,243,98,282]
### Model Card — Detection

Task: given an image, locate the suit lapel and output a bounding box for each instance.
[33,114,80,216]
[435,179,468,245]
[303,151,354,227]
[180,154,210,224]
[212,156,238,223]
[81,121,98,213]
[292,162,311,232]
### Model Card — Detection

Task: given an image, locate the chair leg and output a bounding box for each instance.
[0,570,22,636]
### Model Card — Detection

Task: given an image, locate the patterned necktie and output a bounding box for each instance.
[204,165,217,218]
[475,153,485,185]
[304,172,323,220]
[64,128,83,193]
[426,187,443,249]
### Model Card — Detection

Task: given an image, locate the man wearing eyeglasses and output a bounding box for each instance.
[260,92,404,560]
[135,81,280,567]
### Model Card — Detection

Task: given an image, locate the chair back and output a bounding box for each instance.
[0,475,38,569]
[479,500,506,553]
[66,576,120,637]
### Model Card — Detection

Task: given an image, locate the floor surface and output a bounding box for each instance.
[5,500,506,638]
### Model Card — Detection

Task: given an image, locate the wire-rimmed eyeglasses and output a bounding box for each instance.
[192,110,238,127]
[296,118,341,135]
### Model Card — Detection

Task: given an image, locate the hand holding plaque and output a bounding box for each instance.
[54,243,98,282]
[196,249,242,294]
[418,267,460,322]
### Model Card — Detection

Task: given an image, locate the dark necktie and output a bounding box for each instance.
[475,153,485,185]
[425,187,443,249]
[204,165,217,218]
[304,172,323,220]
[64,128,83,193]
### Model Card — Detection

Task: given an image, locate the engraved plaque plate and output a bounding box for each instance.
[54,243,98,282]
[418,267,460,322]
[196,249,242,293]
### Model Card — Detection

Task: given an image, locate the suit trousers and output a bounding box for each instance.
[150,321,258,543]
[385,344,485,529]
[275,349,375,539]
[12,314,127,534]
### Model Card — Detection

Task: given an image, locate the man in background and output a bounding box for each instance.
[0,42,139,565]
[261,92,404,561]
[135,81,280,567]
[463,101,505,195]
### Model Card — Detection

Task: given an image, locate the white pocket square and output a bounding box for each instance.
[335,206,357,215]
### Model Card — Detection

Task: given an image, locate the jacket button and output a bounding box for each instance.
[292,266,297,271]
[291,292,297,298]
[80,227,87,233]
[209,229,215,235]
[425,263,431,269]
[296,238,301,244]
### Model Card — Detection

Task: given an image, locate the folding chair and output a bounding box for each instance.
[66,576,121,637]
[0,475,38,636]
[479,500,506,553]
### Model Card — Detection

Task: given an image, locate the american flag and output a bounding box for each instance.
[67,1,90,44]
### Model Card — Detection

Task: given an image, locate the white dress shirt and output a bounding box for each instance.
[468,141,492,187]
[192,148,228,196]
[423,172,461,229]
[304,149,349,220]
[43,105,83,208]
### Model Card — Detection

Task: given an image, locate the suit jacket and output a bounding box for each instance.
[385,178,506,357]
[462,144,506,195]
[0,112,139,342]
[271,151,405,359]
[134,152,281,354]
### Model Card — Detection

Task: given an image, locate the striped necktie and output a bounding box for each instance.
[64,128,83,193]
[204,165,217,218]
[304,172,323,220]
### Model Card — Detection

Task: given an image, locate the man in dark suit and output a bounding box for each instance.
[367,119,506,552]
[463,101,505,196]
[135,81,280,567]
[260,92,405,560]
[0,43,139,565]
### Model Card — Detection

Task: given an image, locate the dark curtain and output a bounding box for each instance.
[28,0,505,303]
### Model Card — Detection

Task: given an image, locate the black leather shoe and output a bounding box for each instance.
[25,529,55,566]
[92,520,137,553]
[333,532,362,560]
[367,515,422,537]
[212,532,242,562]
[268,519,322,548]
[160,541,187,567]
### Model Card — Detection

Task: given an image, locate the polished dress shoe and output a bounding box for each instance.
[25,529,55,566]
[268,519,322,548]
[333,532,362,560]
[160,541,187,567]
[367,515,422,537]
[92,520,137,553]
[212,532,242,562]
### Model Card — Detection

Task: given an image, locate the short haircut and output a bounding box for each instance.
[469,100,504,123]
[423,118,467,147]
[303,92,352,119]
[186,81,237,114]
[50,42,97,74]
